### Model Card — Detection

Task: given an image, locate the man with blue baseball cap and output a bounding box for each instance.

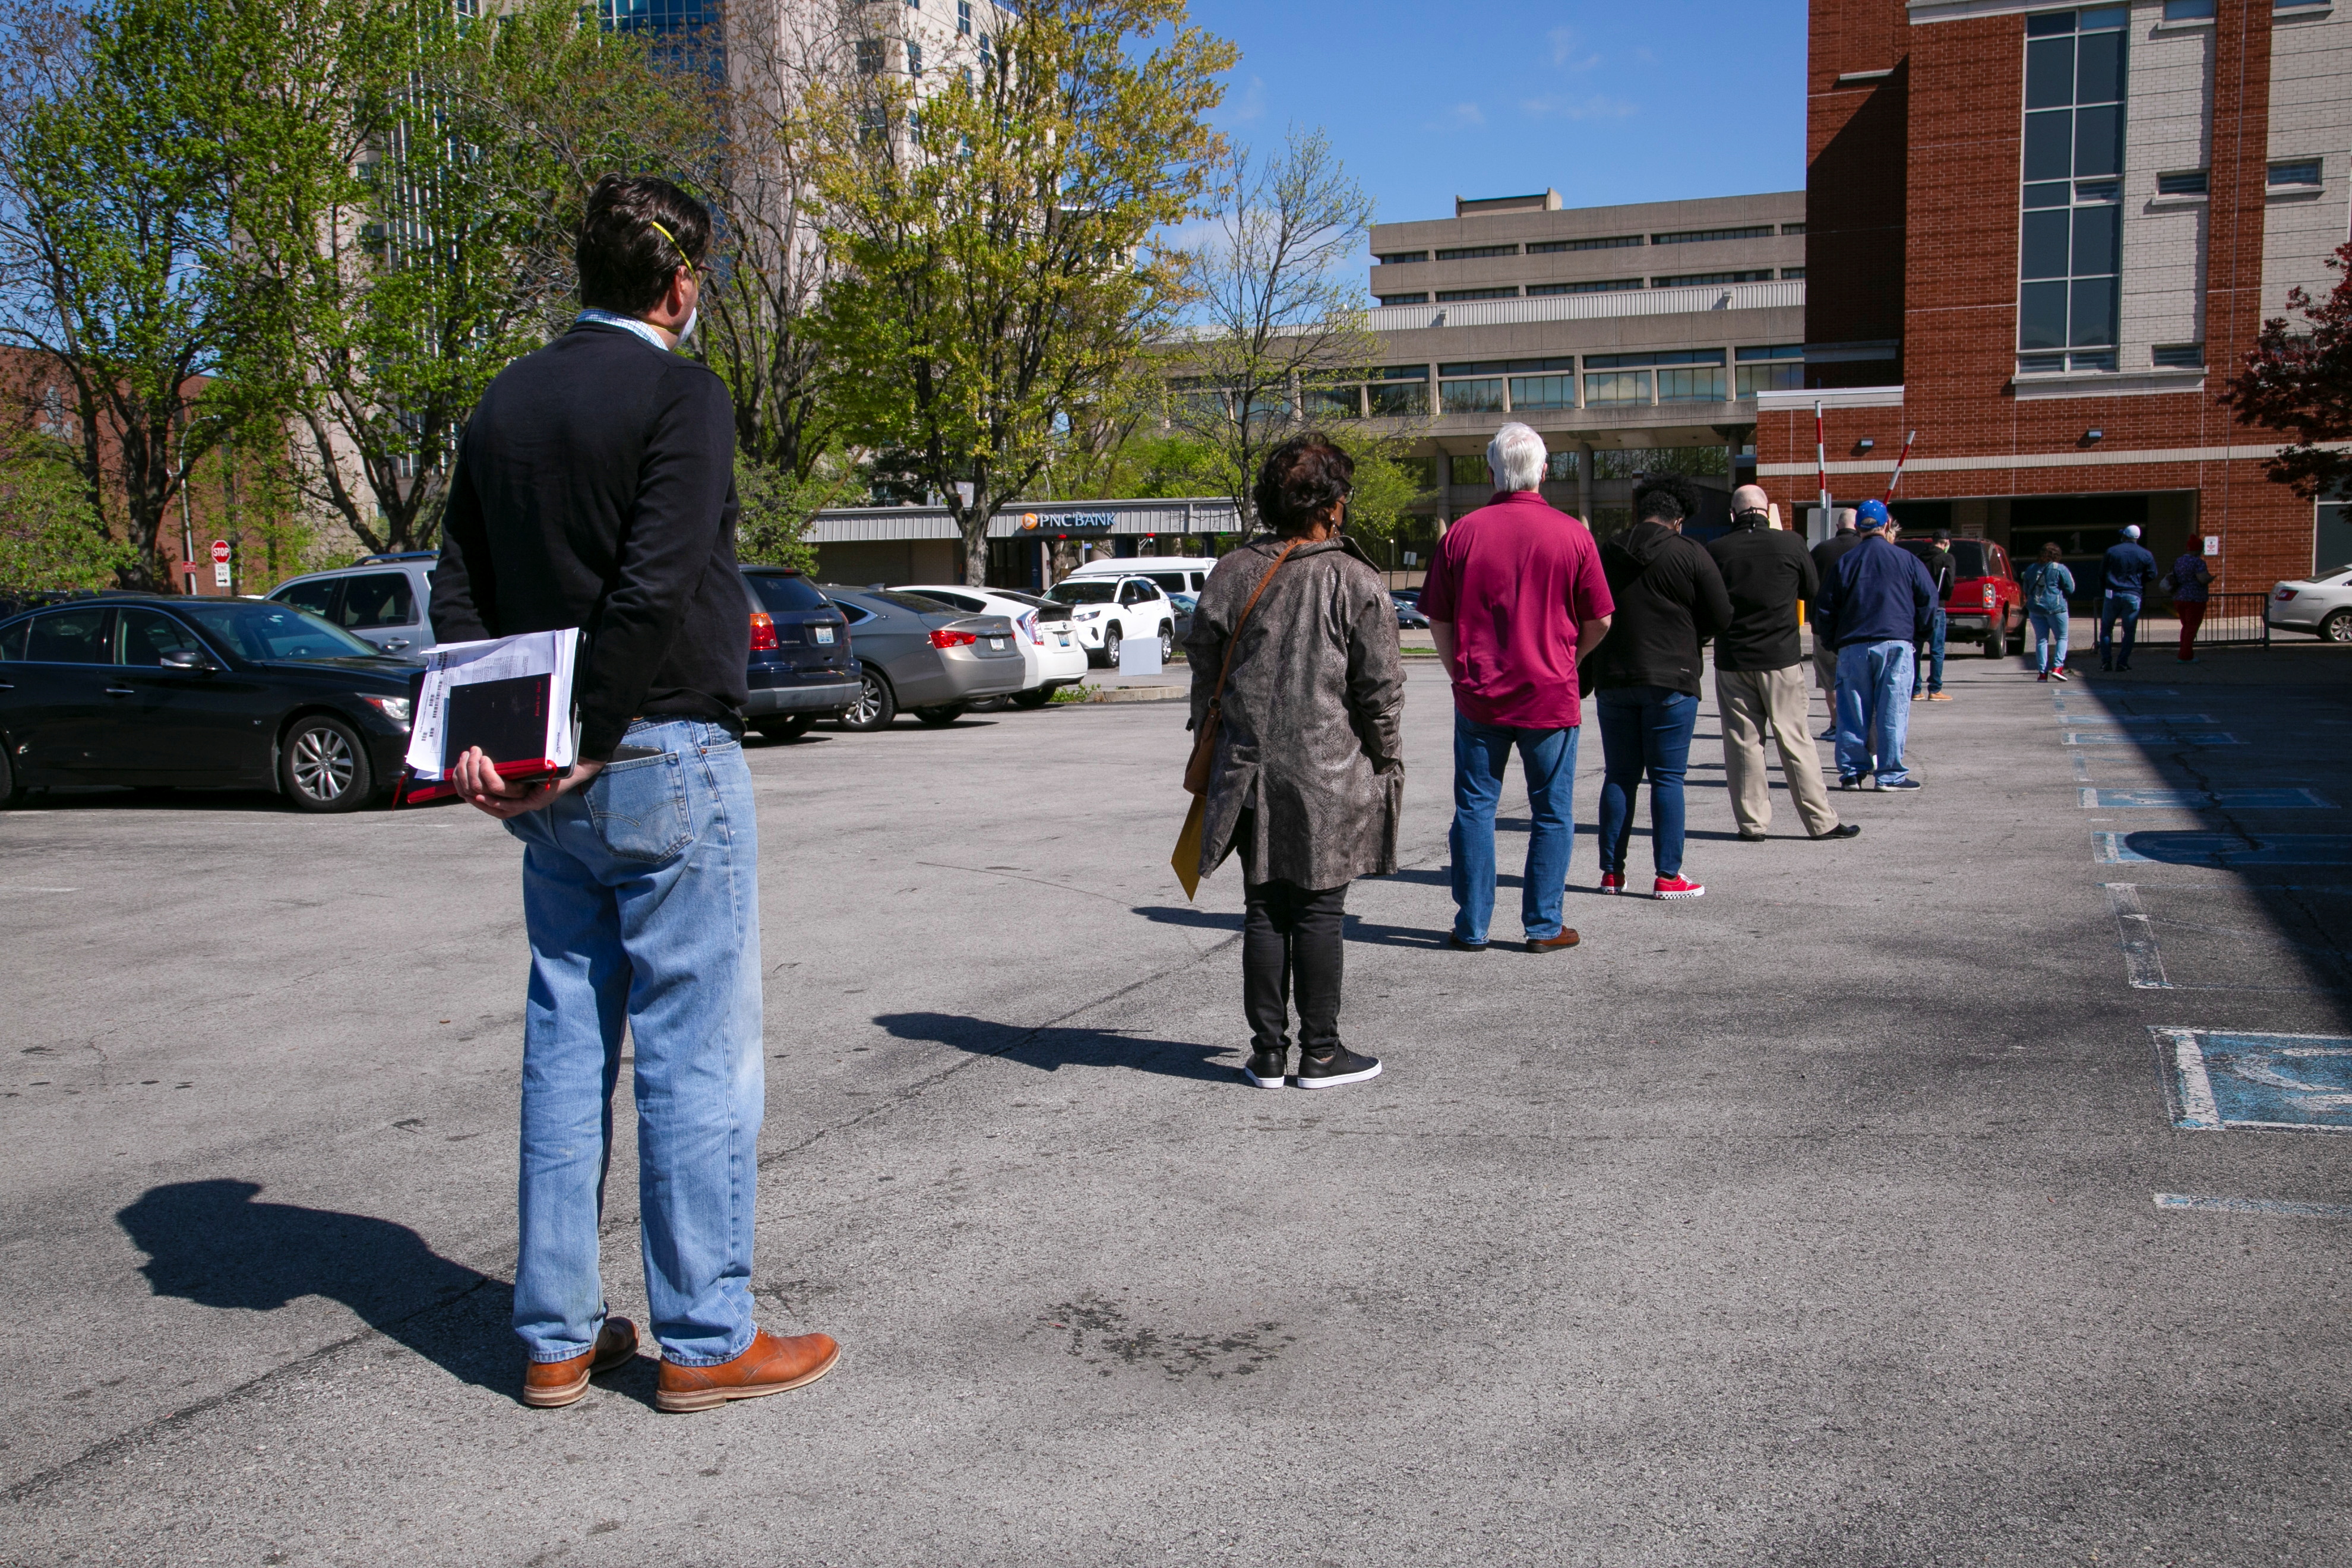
[1816,500,1937,791]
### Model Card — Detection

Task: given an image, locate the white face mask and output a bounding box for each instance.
[675,305,697,345]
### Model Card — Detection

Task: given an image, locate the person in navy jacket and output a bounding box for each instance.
[1816,500,1936,791]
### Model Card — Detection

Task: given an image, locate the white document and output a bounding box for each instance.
[1118,628,1164,676]
[404,628,580,781]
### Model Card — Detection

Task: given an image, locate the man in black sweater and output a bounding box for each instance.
[1809,513,1863,703]
[1585,473,1734,899]
[435,176,837,1414]
[1708,486,1856,843]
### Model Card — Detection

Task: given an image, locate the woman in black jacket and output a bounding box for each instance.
[1585,474,1734,900]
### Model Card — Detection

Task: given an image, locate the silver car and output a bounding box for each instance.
[820,586,1028,729]
[268,553,440,656]
[2267,563,2352,643]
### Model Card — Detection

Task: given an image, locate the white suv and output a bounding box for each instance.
[1042,574,1177,667]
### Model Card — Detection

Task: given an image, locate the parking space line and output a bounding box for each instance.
[2155,1026,2223,1127]
[2154,1193,2352,1219]
[2103,883,2171,989]
[2057,714,2216,726]
[2078,788,2336,810]
[0,886,79,894]
[2064,732,2241,746]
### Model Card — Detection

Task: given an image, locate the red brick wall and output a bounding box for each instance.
[1807,0,1909,377]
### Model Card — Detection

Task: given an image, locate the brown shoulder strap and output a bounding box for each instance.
[1207,540,1301,712]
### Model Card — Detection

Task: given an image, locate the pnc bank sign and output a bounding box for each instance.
[1016,511,1117,538]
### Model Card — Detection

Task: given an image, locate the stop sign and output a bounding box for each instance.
[209,539,230,564]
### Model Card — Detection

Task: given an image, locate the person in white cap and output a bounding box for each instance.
[2097,524,2158,672]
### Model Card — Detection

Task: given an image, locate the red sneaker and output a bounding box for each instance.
[1653,875,1706,901]
[1599,872,1624,894]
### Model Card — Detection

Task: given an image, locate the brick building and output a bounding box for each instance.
[1759,0,2352,598]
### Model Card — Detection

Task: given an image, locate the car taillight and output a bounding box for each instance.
[929,628,977,649]
[2277,587,2297,600]
[1982,583,1996,608]
[1020,610,1042,645]
[749,611,779,651]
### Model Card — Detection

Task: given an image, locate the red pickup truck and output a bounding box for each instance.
[1899,536,2027,657]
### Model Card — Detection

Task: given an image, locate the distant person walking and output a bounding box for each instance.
[434,175,837,1412]
[1708,486,1857,844]
[2022,542,2076,682]
[1912,529,1958,702]
[1186,434,1403,1090]
[2098,524,2158,672]
[2169,546,2214,662]
[1817,499,1936,791]
[1421,422,1614,951]
[1585,473,1733,899]
[1810,511,1863,704]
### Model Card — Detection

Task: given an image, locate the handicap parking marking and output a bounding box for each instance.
[2152,1028,2352,1133]
[2063,732,2241,746]
[2094,832,2352,867]
[2155,1193,2352,1218]
[2079,788,2336,810]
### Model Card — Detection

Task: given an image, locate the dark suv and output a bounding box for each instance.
[739,568,859,739]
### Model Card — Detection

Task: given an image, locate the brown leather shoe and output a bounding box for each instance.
[1526,929,1580,954]
[656,1329,840,1414]
[521,1316,638,1409]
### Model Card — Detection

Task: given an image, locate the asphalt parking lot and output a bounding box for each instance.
[4,640,2350,1566]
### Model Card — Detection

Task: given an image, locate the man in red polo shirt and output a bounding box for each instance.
[1420,423,1614,954]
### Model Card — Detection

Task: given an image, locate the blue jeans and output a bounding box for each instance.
[2030,606,2069,672]
[1835,641,1915,783]
[1595,686,1700,878]
[2099,592,2142,667]
[1913,606,1947,694]
[502,718,764,1368]
[1449,713,1578,943]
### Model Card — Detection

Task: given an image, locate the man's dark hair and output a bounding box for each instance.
[1254,434,1354,537]
[1933,529,1952,543]
[577,175,712,314]
[1632,472,1702,527]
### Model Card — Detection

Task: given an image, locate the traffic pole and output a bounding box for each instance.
[1882,429,1920,504]
[1814,400,1831,538]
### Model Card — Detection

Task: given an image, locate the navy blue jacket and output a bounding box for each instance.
[1818,534,1936,650]
[2102,541,2158,596]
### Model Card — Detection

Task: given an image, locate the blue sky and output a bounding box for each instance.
[1179,0,1807,230]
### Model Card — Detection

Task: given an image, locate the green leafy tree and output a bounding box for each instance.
[735,451,853,577]
[808,0,1234,586]
[0,432,131,593]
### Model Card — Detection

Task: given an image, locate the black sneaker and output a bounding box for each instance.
[1241,1049,1288,1090]
[1812,822,1863,840]
[1295,1046,1382,1090]
[1838,775,1863,791]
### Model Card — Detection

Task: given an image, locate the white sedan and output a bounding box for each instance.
[897,585,1091,707]
[2267,564,2352,643]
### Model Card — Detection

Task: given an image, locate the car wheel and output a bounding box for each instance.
[1158,622,1175,663]
[913,704,966,727]
[0,743,17,808]
[2325,609,2352,644]
[1985,619,2007,659]
[753,715,815,742]
[280,714,372,813]
[1103,625,1123,667]
[836,669,897,731]
[1010,685,1055,709]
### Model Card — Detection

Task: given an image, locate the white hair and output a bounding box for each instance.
[1487,423,1548,494]
[2122,524,2142,539]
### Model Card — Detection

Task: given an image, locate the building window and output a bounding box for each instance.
[1435,244,1518,261]
[2156,169,2209,195]
[1304,384,1364,420]
[1527,235,1643,253]
[1448,453,1491,488]
[1780,267,1806,279]
[957,0,970,32]
[978,32,991,64]
[1583,371,1652,407]
[1367,366,1429,416]
[1438,362,1509,413]
[2019,7,2127,372]
[1374,293,1428,306]
[855,37,883,72]
[1436,287,1518,302]
[1781,223,1807,235]
[1650,225,1775,245]
[1735,344,1805,396]
[1527,278,1643,296]
[2270,159,2324,188]
[1374,251,1427,265]
[1657,365,1728,403]
[2152,343,2205,368]
[906,40,921,75]
[1505,358,1578,412]
[1652,270,1774,288]
[2163,0,2215,15]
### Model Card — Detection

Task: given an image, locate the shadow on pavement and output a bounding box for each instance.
[116,1179,511,1396]
[874,1011,1238,1082]
[1129,905,1450,951]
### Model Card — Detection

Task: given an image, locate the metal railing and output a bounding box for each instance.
[2187,592,2271,648]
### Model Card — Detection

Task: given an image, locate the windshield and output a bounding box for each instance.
[178,600,379,661]
[745,572,828,614]
[1045,581,1117,605]
[2320,564,2352,581]
[1901,539,1990,578]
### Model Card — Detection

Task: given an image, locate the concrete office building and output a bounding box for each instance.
[1357,190,1808,542]
[805,497,1242,588]
[1760,0,2352,595]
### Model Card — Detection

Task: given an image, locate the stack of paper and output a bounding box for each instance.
[399,629,579,804]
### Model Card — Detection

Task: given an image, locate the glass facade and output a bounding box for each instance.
[1438,361,1507,413]
[1368,366,1428,416]
[2019,7,2127,372]
[1735,344,1804,396]
[1528,279,1642,296]
[1584,371,1652,407]
[1506,357,1578,412]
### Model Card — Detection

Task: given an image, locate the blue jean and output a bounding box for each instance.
[1913,606,1947,694]
[2030,606,2069,672]
[502,718,764,1368]
[2099,592,2142,666]
[1449,713,1579,943]
[1835,641,1915,783]
[1595,686,1700,878]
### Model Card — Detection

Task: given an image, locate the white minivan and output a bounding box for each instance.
[1066,555,1219,598]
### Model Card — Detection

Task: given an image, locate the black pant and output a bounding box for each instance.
[1243,880,1348,1056]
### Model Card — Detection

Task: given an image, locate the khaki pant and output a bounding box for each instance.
[1813,631,1838,697]
[1716,664,1840,837]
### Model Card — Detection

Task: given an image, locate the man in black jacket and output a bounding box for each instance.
[1586,473,1734,899]
[1809,513,1863,705]
[1708,486,1856,843]
[434,175,837,1414]
[1912,528,1958,701]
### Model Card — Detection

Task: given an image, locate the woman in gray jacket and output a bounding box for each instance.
[1186,434,1404,1090]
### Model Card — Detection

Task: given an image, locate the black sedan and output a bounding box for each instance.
[0,595,421,811]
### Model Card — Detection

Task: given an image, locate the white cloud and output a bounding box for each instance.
[1547,26,1600,72]
[1227,74,1266,124]
[1441,101,1485,129]
[1522,94,1639,122]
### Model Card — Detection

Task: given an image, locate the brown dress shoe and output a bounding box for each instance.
[521,1316,638,1409]
[1526,929,1580,954]
[656,1329,839,1414]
